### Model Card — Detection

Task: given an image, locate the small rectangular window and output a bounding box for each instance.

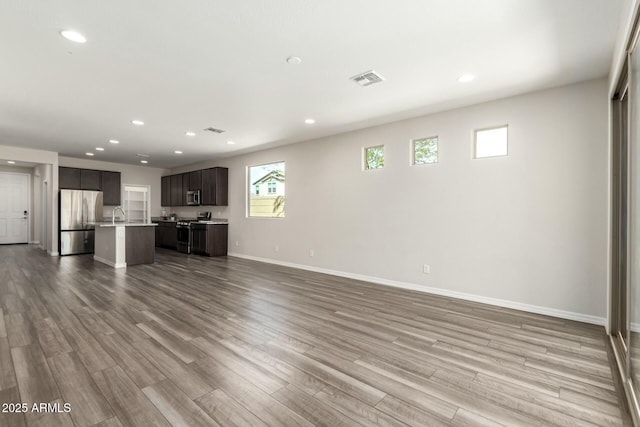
[412,136,438,165]
[248,162,285,218]
[364,145,384,170]
[474,125,508,158]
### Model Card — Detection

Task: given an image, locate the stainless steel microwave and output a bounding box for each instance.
[186,190,200,205]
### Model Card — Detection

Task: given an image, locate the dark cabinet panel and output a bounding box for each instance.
[189,170,202,191]
[125,227,155,265]
[161,176,171,207]
[80,169,102,191]
[170,174,183,207]
[59,167,81,189]
[191,227,206,254]
[191,223,228,256]
[101,171,121,205]
[201,167,228,206]
[182,173,189,205]
[155,222,177,249]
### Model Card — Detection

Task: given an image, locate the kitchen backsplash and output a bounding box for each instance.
[165,206,229,219]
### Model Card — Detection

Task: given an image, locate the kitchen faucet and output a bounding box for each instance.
[113,206,126,224]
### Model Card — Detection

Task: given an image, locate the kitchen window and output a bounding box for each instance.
[412,136,438,165]
[474,125,508,158]
[248,161,285,218]
[364,145,384,170]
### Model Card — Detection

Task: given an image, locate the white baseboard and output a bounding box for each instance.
[93,255,126,269]
[29,240,40,244]
[228,252,606,326]
[48,251,59,256]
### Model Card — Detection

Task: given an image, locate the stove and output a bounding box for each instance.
[176,212,212,254]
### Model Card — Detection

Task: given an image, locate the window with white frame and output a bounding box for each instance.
[364,145,384,170]
[474,125,508,158]
[412,136,438,165]
[248,162,285,217]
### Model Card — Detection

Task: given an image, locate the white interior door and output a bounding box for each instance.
[0,173,29,244]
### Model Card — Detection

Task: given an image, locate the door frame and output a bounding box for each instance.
[0,171,31,244]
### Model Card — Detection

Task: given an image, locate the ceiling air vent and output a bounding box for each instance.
[350,70,385,87]
[203,127,225,134]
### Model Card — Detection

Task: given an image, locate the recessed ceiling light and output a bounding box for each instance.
[227,141,235,145]
[304,118,315,124]
[286,56,302,64]
[109,139,119,144]
[131,120,144,126]
[457,73,476,83]
[60,30,87,44]
[174,150,183,154]
[7,161,15,164]
[140,160,148,164]
[85,152,94,156]
[95,147,104,151]
[185,131,196,137]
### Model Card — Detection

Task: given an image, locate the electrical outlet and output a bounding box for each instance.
[423,264,430,274]
[309,249,315,257]
[275,244,279,252]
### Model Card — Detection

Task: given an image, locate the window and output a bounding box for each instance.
[248,161,285,218]
[364,145,384,170]
[123,184,150,223]
[412,136,438,165]
[475,125,508,158]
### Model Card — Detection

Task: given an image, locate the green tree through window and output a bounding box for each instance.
[365,145,384,169]
[413,137,438,164]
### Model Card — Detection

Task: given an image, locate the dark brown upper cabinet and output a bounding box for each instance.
[80,169,102,190]
[170,174,183,206]
[101,171,121,205]
[59,167,81,189]
[182,173,189,205]
[161,176,171,207]
[189,170,202,191]
[202,167,228,206]
[60,167,121,205]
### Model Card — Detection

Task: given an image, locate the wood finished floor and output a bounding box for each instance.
[0,245,630,426]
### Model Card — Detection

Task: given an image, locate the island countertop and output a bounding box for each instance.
[91,222,158,228]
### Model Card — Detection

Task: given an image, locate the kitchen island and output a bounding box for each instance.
[93,222,157,268]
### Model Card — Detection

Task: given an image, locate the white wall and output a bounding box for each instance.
[173,78,609,321]
[58,157,169,217]
[0,166,35,242]
[0,144,58,254]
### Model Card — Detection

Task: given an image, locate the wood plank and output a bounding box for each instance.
[33,317,72,358]
[11,344,60,404]
[142,379,220,427]
[0,336,17,390]
[91,366,169,427]
[47,351,113,426]
[196,389,268,427]
[0,386,26,427]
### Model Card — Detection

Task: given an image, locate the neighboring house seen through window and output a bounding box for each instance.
[248,162,285,217]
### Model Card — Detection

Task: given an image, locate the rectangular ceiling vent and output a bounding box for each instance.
[350,70,385,87]
[203,127,225,134]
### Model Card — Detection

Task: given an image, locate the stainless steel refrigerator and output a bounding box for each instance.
[59,190,103,255]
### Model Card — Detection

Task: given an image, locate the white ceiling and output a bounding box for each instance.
[0,0,622,168]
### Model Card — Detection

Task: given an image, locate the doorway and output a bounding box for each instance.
[0,172,30,244]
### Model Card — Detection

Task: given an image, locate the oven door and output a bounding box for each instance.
[176,225,191,253]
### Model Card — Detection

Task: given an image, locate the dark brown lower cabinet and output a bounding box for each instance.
[125,227,155,265]
[191,223,228,256]
[155,222,177,250]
